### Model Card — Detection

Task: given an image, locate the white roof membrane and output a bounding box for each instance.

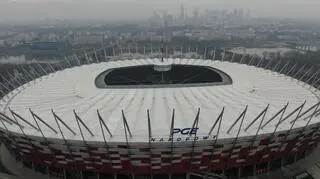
[0,58,319,143]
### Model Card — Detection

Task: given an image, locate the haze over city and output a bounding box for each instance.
[1,0,320,23]
[1,0,320,178]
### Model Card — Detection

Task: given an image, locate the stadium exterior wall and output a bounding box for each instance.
[0,122,319,177]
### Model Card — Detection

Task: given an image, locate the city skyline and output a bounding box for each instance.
[1,0,320,24]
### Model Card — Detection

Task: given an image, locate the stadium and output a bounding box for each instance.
[0,45,319,179]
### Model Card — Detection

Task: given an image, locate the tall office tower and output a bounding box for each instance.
[180,4,185,21]
[246,9,251,19]
[233,8,238,17]
[193,7,199,20]
[239,8,244,19]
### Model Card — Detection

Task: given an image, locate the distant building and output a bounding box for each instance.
[28,41,68,51]
[180,4,185,21]
[150,36,163,42]
[71,35,103,45]
[24,41,71,58]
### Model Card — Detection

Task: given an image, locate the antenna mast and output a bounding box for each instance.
[161,39,164,62]
[153,17,172,82]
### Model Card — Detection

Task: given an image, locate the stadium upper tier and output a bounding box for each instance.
[0,58,319,142]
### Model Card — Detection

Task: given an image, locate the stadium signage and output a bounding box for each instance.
[150,135,216,142]
[150,128,217,142]
[172,128,198,135]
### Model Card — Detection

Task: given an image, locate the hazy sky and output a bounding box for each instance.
[1,0,320,23]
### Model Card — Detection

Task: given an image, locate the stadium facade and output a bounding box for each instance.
[0,46,319,179]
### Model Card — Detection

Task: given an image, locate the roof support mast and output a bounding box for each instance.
[74,110,94,137]
[208,107,224,136]
[121,110,132,138]
[212,47,216,60]
[226,105,247,169]
[52,110,76,136]
[299,66,314,81]
[227,106,248,134]
[276,101,306,154]
[6,71,22,87]
[207,107,224,173]
[0,112,14,125]
[147,109,153,177]
[98,110,112,173]
[52,109,74,160]
[0,112,20,126]
[279,61,290,74]
[249,54,255,65]
[261,103,289,129]
[0,74,16,90]
[103,46,108,60]
[28,64,39,79]
[230,52,235,62]
[306,70,319,84]
[293,64,306,78]
[257,56,264,67]
[74,110,88,145]
[169,109,175,177]
[36,63,48,76]
[245,104,269,165]
[9,108,39,131]
[94,48,99,63]
[97,110,113,138]
[29,109,58,134]
[245,104,269,132]
[189,108,200,172]
[121,110,133,172]
[84,51,90,64]
[286,63,298,76]
[298,101,320,121]
[10,107,45,167]
[74,54,81,66]
[30,109,48,143]
[64,56,72,68]
[304,101,320,129]
[112,46,116,57]
[278,101,306,126]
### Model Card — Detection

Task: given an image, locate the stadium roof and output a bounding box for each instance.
[1,58,319,143]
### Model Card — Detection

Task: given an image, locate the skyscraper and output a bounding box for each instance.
[193,7,199,22]
[180,4,185,21]
[246,9,251,19]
